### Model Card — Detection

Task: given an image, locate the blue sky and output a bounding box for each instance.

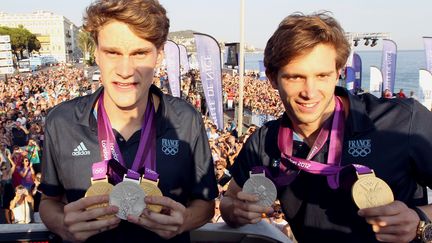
[1,0,430,50]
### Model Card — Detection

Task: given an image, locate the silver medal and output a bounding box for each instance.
[242,171,277,207]
[109,180,146,220]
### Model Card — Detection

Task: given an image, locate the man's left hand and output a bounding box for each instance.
[127,195,186,239]
[358,200,419,243]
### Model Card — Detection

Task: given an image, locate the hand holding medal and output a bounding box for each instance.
[85,161,115,219]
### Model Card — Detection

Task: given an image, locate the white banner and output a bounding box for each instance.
[418,69,432,110]
[0,43,11,51]
[0,51,12,59]
[0,35,10,43]
[0,59,13,67]
[0,66,14,75]
[369,66,383,98]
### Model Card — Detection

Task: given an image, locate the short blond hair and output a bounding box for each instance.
[83,0,169,49]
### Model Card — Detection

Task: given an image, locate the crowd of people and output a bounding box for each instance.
[0,46,422,242]
[0,67,98,224]
[1,1,430,242]
[0,59,293,237]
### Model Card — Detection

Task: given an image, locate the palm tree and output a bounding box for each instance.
[77,29,95,65]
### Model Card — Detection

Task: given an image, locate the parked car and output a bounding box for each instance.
[92,69,101,82]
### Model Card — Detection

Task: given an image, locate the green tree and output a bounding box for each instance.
[77,29,95,65]
[0,25,40,60]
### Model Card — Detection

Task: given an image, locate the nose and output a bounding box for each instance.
[116,57,135,79]
[299,78,318,99]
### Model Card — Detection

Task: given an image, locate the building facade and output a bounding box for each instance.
[0,11,81,63]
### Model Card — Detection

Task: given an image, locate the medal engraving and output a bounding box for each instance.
[109,181,146,220]
[243,172,277,207]
[140,180,163,213]
[352,172,394,209]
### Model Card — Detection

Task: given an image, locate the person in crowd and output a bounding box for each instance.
[215,160,231,196]
[38,0,218,242]
[0,143,11,165]
[266,202,293,240]
[211,199,224,223]
[409,90,418,100]
[31,172,42,213]
[11,146,24,188]
[220,12,432,243]
[397,88,407,98]
[19,158,35,192]
[16,112,27,127]
[383,89,394,98]
[0,128,12,150]
[10,185,34,224]
[1,160,16,224]
[25,139,41,173]
[207,125,220,140]
[11,121,28,148]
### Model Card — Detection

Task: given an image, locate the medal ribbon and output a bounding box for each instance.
[91,160,109,181]
[276,96,371,189]
[96,92,157,184]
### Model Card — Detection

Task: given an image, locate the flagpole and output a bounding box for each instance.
[237,0,245,136]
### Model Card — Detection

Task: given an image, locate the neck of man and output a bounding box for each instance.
[292,119,328,147]
[103,93,159,141]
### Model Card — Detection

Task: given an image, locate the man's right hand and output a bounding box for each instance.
[220,180,273,227]
[62,195,121,242]
[233,190,273,225]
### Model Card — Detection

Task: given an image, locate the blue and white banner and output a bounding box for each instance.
[164,40,181,97]
[381,39,397,93]
[178,44,190,74]
[423,37,432,73]
[353,53,362,90]
[258,60,267,81]
[419,69,432,109]
[369,66,383,98]
[194,33,224,129]
[345,67,355,91]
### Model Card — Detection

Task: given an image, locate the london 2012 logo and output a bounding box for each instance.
[162,138,179,155]
[347,139,371,157]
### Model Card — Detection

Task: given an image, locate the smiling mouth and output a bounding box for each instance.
[113,82,136,87]
[298,102,318,108]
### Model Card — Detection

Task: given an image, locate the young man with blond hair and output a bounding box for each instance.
[39,0,218,242]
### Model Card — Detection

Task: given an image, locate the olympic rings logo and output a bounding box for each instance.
[348,147,371,157]
[93,168,105,175]
[162,145,178,155]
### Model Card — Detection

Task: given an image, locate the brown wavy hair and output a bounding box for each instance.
[264,12,350,82]
[83,0,169,49]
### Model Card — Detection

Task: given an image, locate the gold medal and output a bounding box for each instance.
[140,178,163,213]
[85,178,115,219]
[352,171,394,209]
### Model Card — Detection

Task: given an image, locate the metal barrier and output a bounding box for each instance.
[0,221,291,243]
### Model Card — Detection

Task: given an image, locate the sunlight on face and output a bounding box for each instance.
[94,21,163,110]
[271,44,340,132]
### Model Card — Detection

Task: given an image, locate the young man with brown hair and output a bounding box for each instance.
[221,12,432,243]
[39,0,218,242]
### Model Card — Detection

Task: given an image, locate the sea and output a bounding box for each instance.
[245,50,426,95]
